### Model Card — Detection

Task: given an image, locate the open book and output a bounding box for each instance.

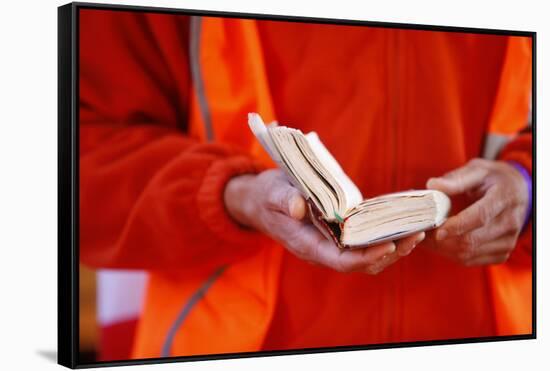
[248,113,451,249]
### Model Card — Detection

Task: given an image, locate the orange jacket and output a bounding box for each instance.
[79,10,533,359]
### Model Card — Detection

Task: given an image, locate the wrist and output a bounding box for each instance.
[507,161,532,231]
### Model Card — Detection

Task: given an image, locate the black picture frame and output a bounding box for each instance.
[58,2,537,368]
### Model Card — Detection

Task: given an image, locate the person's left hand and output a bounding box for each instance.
[426,158,529,266]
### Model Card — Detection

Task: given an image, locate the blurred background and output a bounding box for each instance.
[79,265,147,362]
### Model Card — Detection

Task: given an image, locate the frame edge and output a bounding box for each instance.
[58,2,78,369]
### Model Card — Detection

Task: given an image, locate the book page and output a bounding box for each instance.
[248,113,326,213]
[248,113,283,165]
[305,132,363,210]
[342,190,451,247]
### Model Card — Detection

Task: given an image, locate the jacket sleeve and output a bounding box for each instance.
[491,35,533,266]
[79,10,267,271]
[486,36,533,335]
[490,131,533,335]
[498,132,533,265]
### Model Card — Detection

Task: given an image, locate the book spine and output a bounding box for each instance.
[306,200,345,249]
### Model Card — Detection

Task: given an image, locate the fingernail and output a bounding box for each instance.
[289,195,306,220]
[288,195,297,215]
[401,238,422,257]
[403,242,420,256]
[436,229,448,241]
[385,243,397,255]
[426,177,440,188]
[399,247,413,257]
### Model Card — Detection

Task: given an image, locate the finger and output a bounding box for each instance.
[435,188,506,240]
[435,211,519,253]
[270,217,325,258]
[366,251,402,274]
[462,211,522,247]
[367,233,425,273]
[463,252,511,266]
[470,235,516,258]
[424,228,474,259]
[265,182,307,220]
[288,194,307,220]
[426,159,488,196]
[270,206,403,273]
[431,234,514,265]
[395,232,425,257]
[312,237,397,273]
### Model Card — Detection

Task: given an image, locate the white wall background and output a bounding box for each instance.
[0,0,547,369]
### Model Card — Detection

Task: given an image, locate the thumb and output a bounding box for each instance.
[426,160,487,196]
[267,185,307,220]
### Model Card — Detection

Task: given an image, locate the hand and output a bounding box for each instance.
[224,169,425,274]
[426,158,529,266]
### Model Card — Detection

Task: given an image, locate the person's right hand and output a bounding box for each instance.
[224,169,425,274]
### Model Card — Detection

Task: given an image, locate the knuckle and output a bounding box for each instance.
[459,243,475,261]
[454,217,466,235]
[453,173,466,189]
[267,186,295,213]
[462,233,476,249]
[293,246,310,261]
[459,252,471,264]
[511,213,523,231]
[307,242,321,264]
[502,236,517,251]
[478,207,492,226]
[468,158,490,171]
[364,265,381,275]
[506,219,519,234]
[502,212,521,233]
[259,168,278,183]
[469,158,484,167]
[265,187,279,207]
[262,168,276,177]
[283,236,298,252]
[268,168,284,179]
[477,158,493,168]
[285,230,306,253]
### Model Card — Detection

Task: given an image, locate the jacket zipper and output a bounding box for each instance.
[389,30,403,342]
[390,31,400,192]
